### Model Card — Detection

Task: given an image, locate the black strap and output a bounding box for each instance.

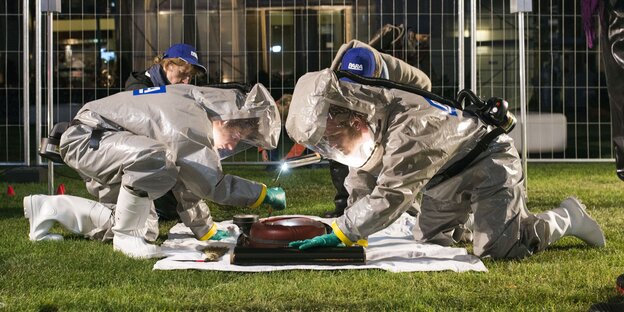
[203,82,252,93]
[335,70,509,184]
[335,70,463,110]
[70,119,105,150]
[431,127,506,184]
[88,129,103,150]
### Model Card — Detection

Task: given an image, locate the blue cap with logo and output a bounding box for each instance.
[164,43,207,74]
[339,47,376,78]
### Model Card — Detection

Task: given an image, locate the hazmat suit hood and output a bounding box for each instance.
[286,69,392,167]
[191,84,281,158]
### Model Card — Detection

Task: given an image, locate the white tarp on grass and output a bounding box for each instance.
[153,214,487,273]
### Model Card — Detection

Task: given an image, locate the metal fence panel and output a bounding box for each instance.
[0,0,613,166]
[1,1,26,165]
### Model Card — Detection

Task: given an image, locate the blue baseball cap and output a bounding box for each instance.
[339,47,376,78]
[164,43,207,74]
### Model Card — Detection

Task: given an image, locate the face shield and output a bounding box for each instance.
[309,106,376,168]
[212,118,264,159]
[286,69,394,167]
[190,83,281,159]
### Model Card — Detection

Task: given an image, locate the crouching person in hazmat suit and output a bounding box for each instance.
[322,39,431,218]
[286,69,605,259]
[24,84,286,259]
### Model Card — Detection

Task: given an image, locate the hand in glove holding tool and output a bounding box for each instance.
[208,229,230,241]
[261,186,286,215]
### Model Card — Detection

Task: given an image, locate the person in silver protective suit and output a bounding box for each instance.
[23,83,286,259]
[323,39,431,218]
[287,69,605,259]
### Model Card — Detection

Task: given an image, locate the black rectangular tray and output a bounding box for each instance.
[231,246,366,266]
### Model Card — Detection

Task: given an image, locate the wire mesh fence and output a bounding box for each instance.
[0,0,613,166]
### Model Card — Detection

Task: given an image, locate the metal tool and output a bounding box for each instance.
[266,153,322,217]
[272,152,322,185]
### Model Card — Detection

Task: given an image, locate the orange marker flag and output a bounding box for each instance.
[56,183,66,195]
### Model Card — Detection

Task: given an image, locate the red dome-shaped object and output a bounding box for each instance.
[247,216,328,248]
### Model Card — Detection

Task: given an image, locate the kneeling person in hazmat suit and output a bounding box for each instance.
[323,39,431,219]
[24,84,286,259]
[286,69,605,259]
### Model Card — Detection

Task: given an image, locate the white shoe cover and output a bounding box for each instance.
[24,195,64,241]
[24,195,111,241]
[113,233,163,259]
[559,197,606,247]
[112,187,163,259]
[540,197,606,247]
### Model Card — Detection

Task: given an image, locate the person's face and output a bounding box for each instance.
[212,120,242,152]
[324,115,367,155]
[164,63,192,84]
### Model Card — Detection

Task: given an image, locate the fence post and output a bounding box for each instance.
[22,0,30,166]
[458,0,465,90]
[511,0,532,194]
[42,0,61,195]
[470,0,477,92]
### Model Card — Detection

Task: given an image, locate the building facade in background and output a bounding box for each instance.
[0,0,611,164]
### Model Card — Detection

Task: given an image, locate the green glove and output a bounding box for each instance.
[209,229,230,241]
[289,232,342,250]
[262,187,286,210]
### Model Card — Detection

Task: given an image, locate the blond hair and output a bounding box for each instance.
[153,54,202,77]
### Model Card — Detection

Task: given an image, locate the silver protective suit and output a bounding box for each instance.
[286,69,550,259]
[60,84,280,240]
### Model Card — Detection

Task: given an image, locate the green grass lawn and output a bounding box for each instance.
[1,163,623,311]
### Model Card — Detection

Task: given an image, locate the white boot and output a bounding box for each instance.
[112,187,163,259]
[23,195,112,241]
[537,197,606,247]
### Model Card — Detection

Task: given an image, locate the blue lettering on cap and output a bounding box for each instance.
[133,85,166,96]
[339,47,376,78]
[347,62,364,72]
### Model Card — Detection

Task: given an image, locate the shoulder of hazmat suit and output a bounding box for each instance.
[61,84,281,240]
[330,39,432,91]
[286,69,486,245]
